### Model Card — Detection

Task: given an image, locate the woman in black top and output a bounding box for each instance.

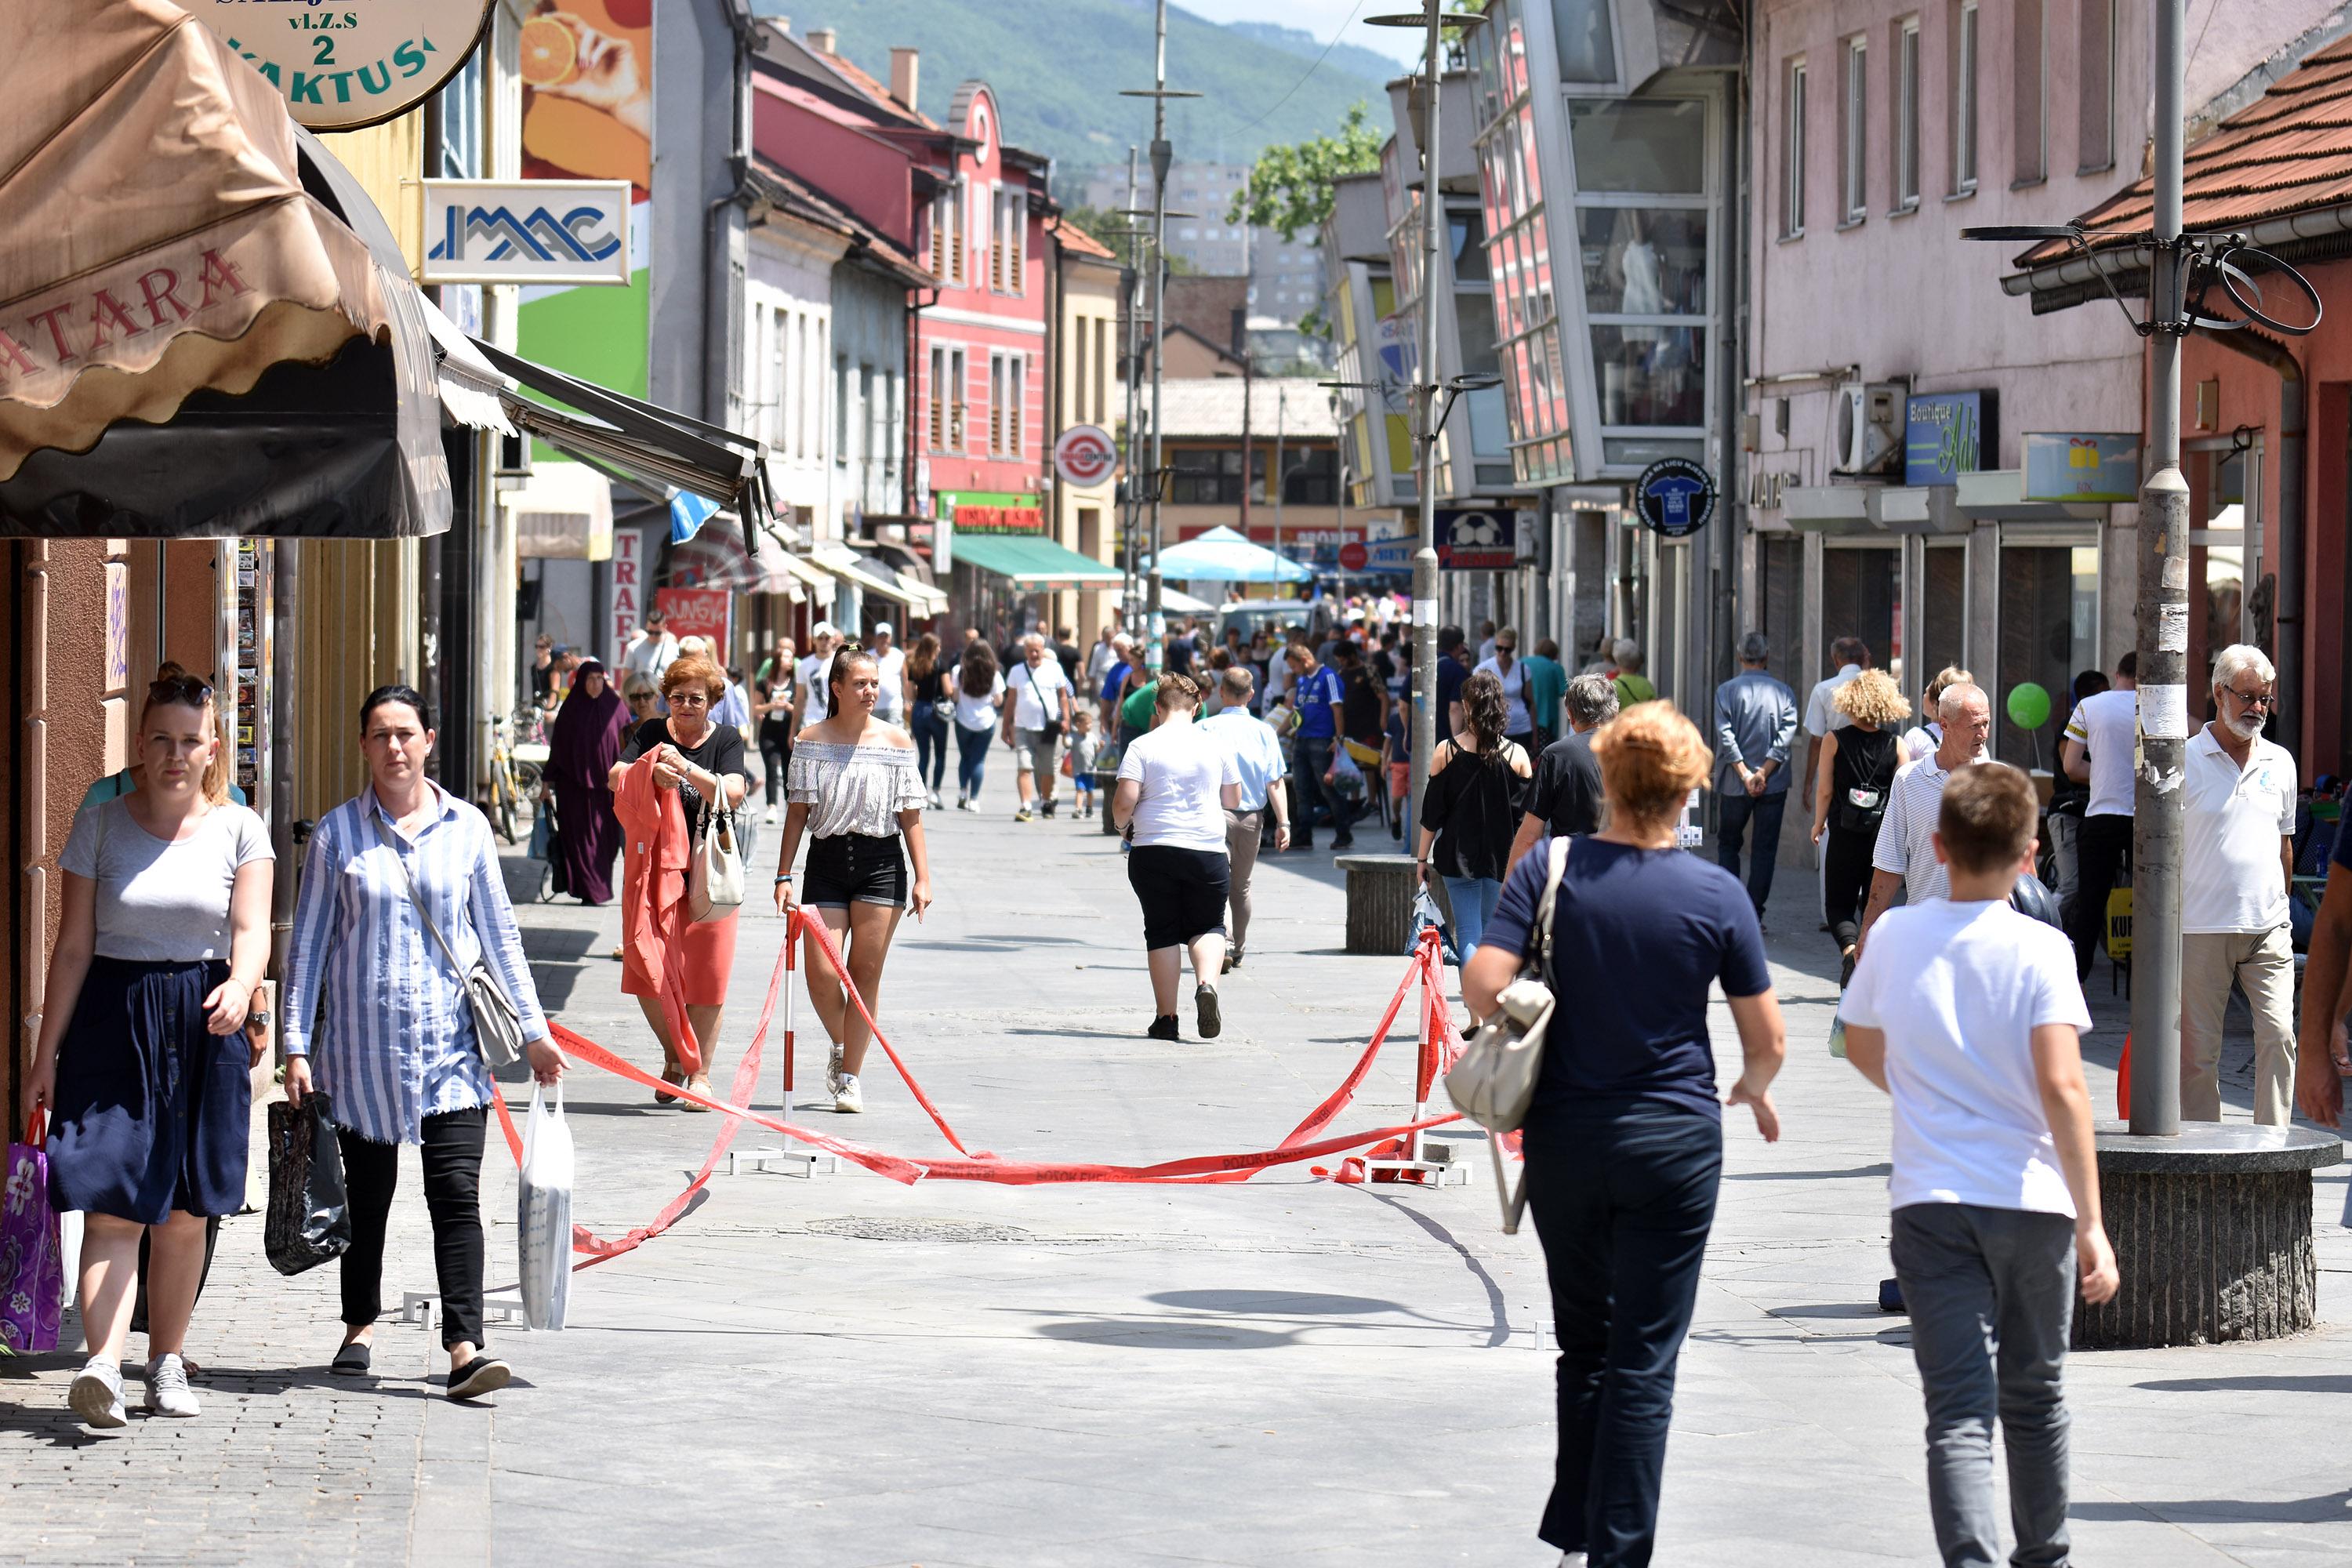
[755,638,797,825]
[904,632,950,811]
[1414,670,1532,1003]
[1810,668,1909,985]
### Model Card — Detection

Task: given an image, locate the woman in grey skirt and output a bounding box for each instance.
[22,674,274,1428]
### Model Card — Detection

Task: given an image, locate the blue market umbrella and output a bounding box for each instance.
[1146,525,1313,584]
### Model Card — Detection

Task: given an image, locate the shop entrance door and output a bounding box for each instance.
[2190,437,2263,727]
[1994,528,2100,770]
[1821,540,1901,684]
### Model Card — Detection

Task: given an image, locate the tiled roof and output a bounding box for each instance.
[1156,378,1339,439]
[750,158,934,285]
[809,43,939,130]
[1053,218,1116,259]
[2023,34,2352,267]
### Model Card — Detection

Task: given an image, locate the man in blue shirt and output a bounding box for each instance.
[1199,667,1290,967]
[1712,631,1800,924]
[1284,642,1355,850]
[1435,625,1470,735]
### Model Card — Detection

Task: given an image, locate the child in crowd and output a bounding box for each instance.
[1067,710,1102,818]
[1838,762,2119,1568]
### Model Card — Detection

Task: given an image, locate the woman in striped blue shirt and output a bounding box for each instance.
[283,686,563,1399]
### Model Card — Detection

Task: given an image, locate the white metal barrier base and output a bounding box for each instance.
[1356,1156,1473,1186]
[726,1145,840,1178]
[400,1290,526,1381]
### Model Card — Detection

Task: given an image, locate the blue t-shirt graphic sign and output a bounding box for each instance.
[1634,457,1716,538]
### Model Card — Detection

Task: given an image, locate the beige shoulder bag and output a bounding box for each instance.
[1443,835,1570,1232]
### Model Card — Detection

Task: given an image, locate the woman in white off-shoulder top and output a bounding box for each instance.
[773,644,932,1113]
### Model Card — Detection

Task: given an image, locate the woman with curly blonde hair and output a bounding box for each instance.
[1813,670,1911,983]
[1464,700,1784,1563]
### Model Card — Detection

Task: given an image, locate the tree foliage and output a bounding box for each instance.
[1225,101,1385,244]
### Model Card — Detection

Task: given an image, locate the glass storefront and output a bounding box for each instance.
[1994,539,2099,770]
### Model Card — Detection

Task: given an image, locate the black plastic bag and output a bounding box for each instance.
[265,1094,351,1277]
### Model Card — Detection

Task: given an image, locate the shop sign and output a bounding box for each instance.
[198,0,495,132]
[952,503,1044,535]
[423,180,630,285]
[104,561,130,694]
[1436,507,1534,571]
[654,586,731,662]
[1362,535,1417,573]
[1053,425,1117,488]
[608,528,643,660]
[1904,390,1996,488]
[1633,458,1715,538]
[2023,433,2141,504]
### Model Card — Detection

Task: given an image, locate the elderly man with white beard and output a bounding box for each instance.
[2181,643,2300,1125]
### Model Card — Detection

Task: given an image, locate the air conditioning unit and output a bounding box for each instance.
[1831,382,1904,476]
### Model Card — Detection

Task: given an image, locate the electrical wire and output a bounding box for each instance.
[1231,0,1376,136]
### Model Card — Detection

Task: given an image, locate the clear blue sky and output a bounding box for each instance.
[1179,0,1425,68]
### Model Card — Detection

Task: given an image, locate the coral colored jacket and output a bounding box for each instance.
[615,750,701,1073]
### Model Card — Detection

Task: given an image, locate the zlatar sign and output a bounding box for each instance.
[194,0,495,132]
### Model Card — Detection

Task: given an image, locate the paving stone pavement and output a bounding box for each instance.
[2,800,2346,1566]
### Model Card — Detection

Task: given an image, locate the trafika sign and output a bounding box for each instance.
[197,1,495,132]
[1054,425,1116,488]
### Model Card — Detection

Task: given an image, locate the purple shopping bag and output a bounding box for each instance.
[2,1110,65,1354]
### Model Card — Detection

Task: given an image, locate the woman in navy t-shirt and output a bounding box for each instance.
[1466,699,1786,1565]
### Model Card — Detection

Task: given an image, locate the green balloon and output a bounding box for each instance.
[2006,681,2052,730]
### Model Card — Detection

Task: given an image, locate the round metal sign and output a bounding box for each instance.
[1338,540,1369,572]
[197,0,497,132]
[1633,457,1716,538]
[1054,424,1117,488]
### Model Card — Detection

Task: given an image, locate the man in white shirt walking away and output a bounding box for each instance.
[1113,675,1244,1040]
[2060,651,2139,979]
[795,622,840,728]
[1857,682,1992,949]
[1002,633,1076,822]
[1197,667,1290,971]
[1802,636,1870,802]
[2182,644,2299,1124]
[1840,762,2119,1568]
[619,608,680,695]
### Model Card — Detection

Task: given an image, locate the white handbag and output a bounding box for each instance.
[688,806,745,923]
[1443,836,1570,1232]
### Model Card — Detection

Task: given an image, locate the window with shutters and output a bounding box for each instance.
[928,346,947,452]
[1782,57,1807,237]
[1951,0,1979,193]
[2078,0,2114,172]
[931,182,966,286]
[993,190,1026,294]
[1007,357,1025,455]
[1893,18,1920,210]
[2013,0,2045,184]
[988,354,1004,452]
[949,348,967,452]
[835,354,851,465]
[1840,38,1867,224]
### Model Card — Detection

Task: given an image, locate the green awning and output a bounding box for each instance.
[953,532,1123,590]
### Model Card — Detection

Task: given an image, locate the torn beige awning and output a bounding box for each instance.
[0,0,392,481]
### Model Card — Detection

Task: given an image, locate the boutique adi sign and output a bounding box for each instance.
[196,0,495,132]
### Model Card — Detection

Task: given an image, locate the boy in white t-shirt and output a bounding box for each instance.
[1841,762,2119,1568]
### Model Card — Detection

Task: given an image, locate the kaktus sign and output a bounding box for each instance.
[198,0,496,132]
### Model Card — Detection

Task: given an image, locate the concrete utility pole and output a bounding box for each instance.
[1120,0,1195,676]
[2133,0,2188,1134]
[1409,0,1444,834]
[1121,144,1143,641]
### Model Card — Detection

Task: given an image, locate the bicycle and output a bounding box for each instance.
[487,714,531,844]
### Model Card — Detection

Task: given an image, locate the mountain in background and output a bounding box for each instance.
[1222,21,1405,91]
[753,0,1387,183]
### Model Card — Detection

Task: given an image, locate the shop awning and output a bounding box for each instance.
[673,512,803,600]
[474,339,775,534]
[951,534,1125,592]
[424,300,514,437]
[503,462,613,561]
[0,5,449,536]
[813,545,949,614]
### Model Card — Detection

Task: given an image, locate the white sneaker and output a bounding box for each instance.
[69,1357,127,1428]
[763,806,779,826]
[834,1073,863,1113]
[927,790,943,811]
[826,1043,845,1098]
[145,1352,199,1417]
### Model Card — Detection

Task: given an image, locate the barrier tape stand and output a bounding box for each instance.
[728,913,839,1178]
[494,912,1474,1275]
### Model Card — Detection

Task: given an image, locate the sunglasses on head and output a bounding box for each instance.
[148,674,213,705]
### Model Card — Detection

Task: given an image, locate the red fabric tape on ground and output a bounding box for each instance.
[792,910,994,1159]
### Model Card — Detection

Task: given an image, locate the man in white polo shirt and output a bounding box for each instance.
[2060,651,2139,980]
[2182,644,2299,1125]
[1857,682,1992,951]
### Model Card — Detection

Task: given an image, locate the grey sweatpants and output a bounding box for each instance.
[1224,808,1262,958]
[1891,1203,2078,1568]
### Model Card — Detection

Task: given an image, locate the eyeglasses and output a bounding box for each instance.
[668,691,711,708]
[2226,687,2275,708]
[148,675,213,704]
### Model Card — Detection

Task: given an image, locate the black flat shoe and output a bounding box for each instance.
[446,1356,511,1401]
[1146,1014,1181,1042]
[1196,985,1221,1039]
[330,1341,372,1376]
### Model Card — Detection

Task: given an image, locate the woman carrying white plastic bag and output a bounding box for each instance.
[516,1083,572,1331]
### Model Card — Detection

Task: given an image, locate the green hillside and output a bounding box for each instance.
[755,0,1388,178]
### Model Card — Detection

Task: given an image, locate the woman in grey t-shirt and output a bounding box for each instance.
[22,676,274,1430]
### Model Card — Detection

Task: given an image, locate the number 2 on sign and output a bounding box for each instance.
[313,34,335,66]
